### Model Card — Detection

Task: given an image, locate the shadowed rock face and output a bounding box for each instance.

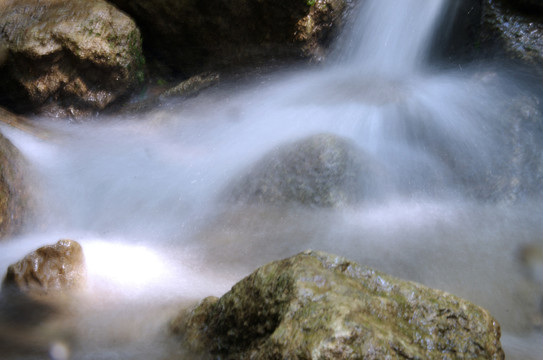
[223,133,385,208]
[482,0,543,65]
[2,239,86,298]
[108,0,354,76]
[0,0,144,117]
[0,126,30,240]
[171,250,505,360]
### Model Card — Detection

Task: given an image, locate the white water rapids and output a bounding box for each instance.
[1,0,543,358]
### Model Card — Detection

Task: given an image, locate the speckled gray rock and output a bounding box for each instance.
[482,0,543,64]
[171,250,505,360]
[223,133,384,208]
[0,0,145,117]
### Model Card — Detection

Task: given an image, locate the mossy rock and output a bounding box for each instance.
[171,250,504,359]
[1,239,86,298]
[0,0,145,117]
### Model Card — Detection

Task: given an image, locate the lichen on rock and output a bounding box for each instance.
[171,250,505,359]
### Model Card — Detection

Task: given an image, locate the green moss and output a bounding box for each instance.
[176,251,504,359]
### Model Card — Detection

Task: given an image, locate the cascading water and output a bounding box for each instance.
[1,0,543,359]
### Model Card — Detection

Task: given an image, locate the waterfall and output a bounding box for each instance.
[1,0,542,359]
[340,0,447,73]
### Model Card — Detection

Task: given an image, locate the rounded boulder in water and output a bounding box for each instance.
[223,133,386,208]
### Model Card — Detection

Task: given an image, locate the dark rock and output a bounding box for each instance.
[223,133,384,208]
[171,250,505,360]
[501,0,543,12]
[108,0,355,76]
[0,0,145,117]
[481,0,543,65]
[2,239,86,298]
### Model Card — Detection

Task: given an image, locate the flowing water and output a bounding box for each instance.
[1,0,543,359]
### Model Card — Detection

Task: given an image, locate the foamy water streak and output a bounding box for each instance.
[340,0,447,73]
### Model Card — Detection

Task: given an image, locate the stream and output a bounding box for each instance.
[1,0,543,359]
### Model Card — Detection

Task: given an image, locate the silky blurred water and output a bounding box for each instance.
[1,0,543,358]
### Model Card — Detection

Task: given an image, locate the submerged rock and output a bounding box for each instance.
[1,239,86,298]
[223,133,384,208]
[0,0,145,117]
[108,0,354,75]
[0,123,31,239]
[171,250,504,359]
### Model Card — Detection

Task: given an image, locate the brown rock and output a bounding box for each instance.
[2,239,86,298]
[0,0,145,117]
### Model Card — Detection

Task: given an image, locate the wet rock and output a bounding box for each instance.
[0,0,145,117]
[482,0,543,65]
[108,0,354,76]
[0,239,85,357]
[0,119,31,239]
[1,239,86,298]
[160,72,220,99]
[223,133,383,208]
[171,250,505,360]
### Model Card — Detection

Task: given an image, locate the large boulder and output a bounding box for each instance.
[108,0,354,76]
[0,114,31,239]
[0,0,145,117]
[171,250,505,359]
[223,133,384,208]
[1,239,86,298]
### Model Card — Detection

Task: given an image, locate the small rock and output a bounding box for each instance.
[482,0,543,65]
[2,239,86,298]
[160,72,220,99]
